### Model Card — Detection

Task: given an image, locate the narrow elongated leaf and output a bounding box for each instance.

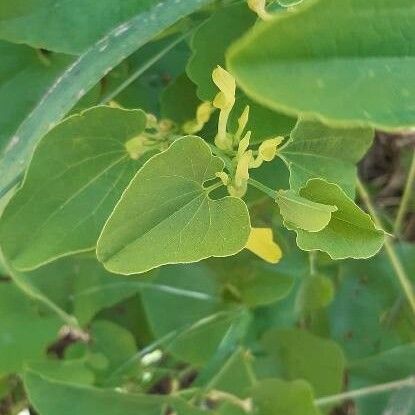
[227,0,415,130]
[97,136,251,274]
[0,107,147,271]
[279,120,373,196]
[24,372,164,415]
[262,328,345,397]
[293,179,385,259]
[276,189,337,232]
[0,0,154,55]
[0,0,211,200]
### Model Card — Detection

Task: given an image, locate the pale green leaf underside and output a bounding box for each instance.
[97,136,251,275]
[227,0,415,130]
[279,119,373,196]
[293,179,385,259]
[0,107,147,271]
[276,189,337,232]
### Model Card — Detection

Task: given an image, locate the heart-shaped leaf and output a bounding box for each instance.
[0,107,148,271]
[97,136,251,274]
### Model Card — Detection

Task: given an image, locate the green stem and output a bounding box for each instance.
[315,376,415,407]
[357,179,415,314]
[394,148,415,237]
[247,178,276,199]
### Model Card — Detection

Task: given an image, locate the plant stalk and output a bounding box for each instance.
[315,376,415,407]
[394,148,415,236]
[356,178,415,314]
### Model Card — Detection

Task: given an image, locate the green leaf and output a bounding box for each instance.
[276,189,337,232]
[295,274,334,315]
[0,1,156,55]
[279,120,373,196]
[0,41,72,153]
[230,95,296,144]
[291,179,385,259]
[227,0,415,130]
[0,107,148,271]
[88,320,139,386]
[0,283,61,376]
[349,344,415,384]
[262,328,345,397]
[27,360,95,386]
[206,348,254,398]
[187,2,256,101]
[0,0,210,200]
[209,254,293,307]
[97,136,251,274]
[251,379,319,415]
[141,263,241,365]
[24,255,146,327]
[278,0,305,6]
[161,73,201,126]
[24,371,164,415]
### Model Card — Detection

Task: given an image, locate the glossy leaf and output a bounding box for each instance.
[0,107,147,271]
[292,179,385,259]
[227,0,415,130]
[262,328,345,397]
[276,189,337,232]
[279,120,373,196]
[97,136,251,274]
[0,0,210,201]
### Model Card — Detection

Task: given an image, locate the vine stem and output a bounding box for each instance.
[394,148,415,236]
[315,376,415,407]
[356,178,415,314]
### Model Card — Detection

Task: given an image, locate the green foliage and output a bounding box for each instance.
[97,136,251,274]
[290,179,385,259]
[262,328,345,397]
[279,120,374,196]
[0,0,155,54]
[1,1,414,414]
[251,379,319,415]
[0,107,148,270]
[228,0,415,130]
[0,284,60,376]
